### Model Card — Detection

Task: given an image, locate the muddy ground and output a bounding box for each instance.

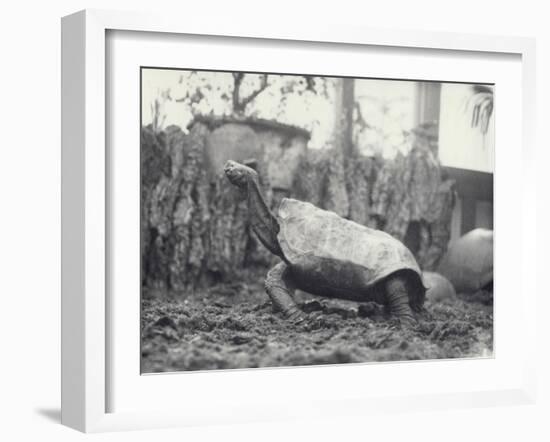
[141,269,493,373]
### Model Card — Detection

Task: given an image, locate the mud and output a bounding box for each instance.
[141,270,493,373]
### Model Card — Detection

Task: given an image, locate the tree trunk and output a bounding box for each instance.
[325,77,356,218]
[333,77,355,158]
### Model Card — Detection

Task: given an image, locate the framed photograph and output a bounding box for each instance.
[61,9,537,432]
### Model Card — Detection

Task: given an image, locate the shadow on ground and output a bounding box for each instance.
[35,408,61,423]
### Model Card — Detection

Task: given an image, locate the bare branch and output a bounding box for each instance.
[354,101,371,130]
[305,76,316,93]
[232,73,245,112]
[237,74,270,113]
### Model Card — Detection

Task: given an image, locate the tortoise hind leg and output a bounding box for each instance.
[385,275,416,325]
[265,262,304,322]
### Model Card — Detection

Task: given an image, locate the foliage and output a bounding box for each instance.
[354,88,415,158]
[150,88,172,133]
[149,71,334,146]
[371,133,456,270]
[466,85,494,135]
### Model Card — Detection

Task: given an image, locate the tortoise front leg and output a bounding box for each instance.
[385,275,416,325]
[265,262,304,322]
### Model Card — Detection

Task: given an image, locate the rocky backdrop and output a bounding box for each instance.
[141,117,456,292]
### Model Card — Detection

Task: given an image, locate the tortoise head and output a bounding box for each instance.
[224,160,258,188]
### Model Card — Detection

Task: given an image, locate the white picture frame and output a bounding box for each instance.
[61,9,537,433]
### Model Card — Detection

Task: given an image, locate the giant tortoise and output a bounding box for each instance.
[224,160,426,324]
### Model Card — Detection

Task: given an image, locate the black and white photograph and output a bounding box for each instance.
[140,68,494,373]
[4,0,550,439]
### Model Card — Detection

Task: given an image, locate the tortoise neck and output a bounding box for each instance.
[245,175,286,261]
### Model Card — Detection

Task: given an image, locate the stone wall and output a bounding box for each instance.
[191,115,309,190]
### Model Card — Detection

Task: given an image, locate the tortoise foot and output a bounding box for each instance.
[393,315,418,329]
[286,308,304,323]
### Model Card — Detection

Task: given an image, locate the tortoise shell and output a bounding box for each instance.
[276,198,421,288]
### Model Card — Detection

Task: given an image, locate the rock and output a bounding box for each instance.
[231,334,253,345]
[423,271,457,303]
[153,316,178,330]
[142,316,180,342]
[323,304,358,319]
[300,300,324,313]
[358,303,377,318]
[203,123,261,181]
[437,229,493,293]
